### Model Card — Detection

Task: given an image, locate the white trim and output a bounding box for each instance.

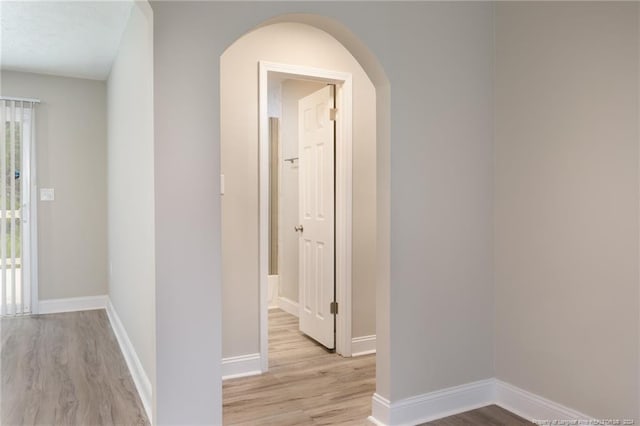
[494,379,593,424]
[259,61,354,367]
[368,379,494,426]
[259,62,270,373]
[29,103,38,313]
[334,74,353,358]
[38,295,107,314]
[221,353,262,380]
[105,300,153,423]
[368,379,595,426]
[370,393,392,425]
[351,335,376,356]
[368,411,386,426]
[277,296,299,317]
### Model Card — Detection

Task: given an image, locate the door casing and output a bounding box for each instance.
[258,61,353,371]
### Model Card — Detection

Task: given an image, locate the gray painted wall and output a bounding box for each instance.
[106,1,156,418]
[1,71,108,301]
[152,2,494,422]
[495,2,639,419]
[7,2,636,424]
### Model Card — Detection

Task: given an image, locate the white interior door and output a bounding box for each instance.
[297,85,335,349]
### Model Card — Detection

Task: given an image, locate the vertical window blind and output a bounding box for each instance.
[1,98,36,316]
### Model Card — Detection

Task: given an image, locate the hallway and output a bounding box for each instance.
[223,310,533,426]
[223,309,376,425]
[1,308,533,425]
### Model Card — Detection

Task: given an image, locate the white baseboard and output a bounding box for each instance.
[368,379,494,426]
[222,353,262,380]
[352,335,376,356]
[277,296,299,317]
[368,378,595,426]
[38,295,107,314]
[370,393,391,425]
[105,299,153,423]
[494,379,593,424]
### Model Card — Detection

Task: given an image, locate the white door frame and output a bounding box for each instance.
[259,61,353,371]
[24,104,39,314]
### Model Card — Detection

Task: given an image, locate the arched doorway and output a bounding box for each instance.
[219,16,390,424]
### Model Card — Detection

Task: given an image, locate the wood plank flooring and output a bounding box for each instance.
[224,309,532,426]
[1,308,532,425]
[223,309,376,425]
[422,405,533,425]
[1,310,149,426]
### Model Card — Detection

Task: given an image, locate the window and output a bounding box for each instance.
[1,98,36,316]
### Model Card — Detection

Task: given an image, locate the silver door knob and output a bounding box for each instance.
[294,225,304,232]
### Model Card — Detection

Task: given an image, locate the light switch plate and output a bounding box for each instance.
[40,188,55,201]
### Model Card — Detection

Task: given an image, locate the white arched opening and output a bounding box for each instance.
[219,15,390,421]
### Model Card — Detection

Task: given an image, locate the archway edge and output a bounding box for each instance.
[221,13,392,401]
[257,13,389,89]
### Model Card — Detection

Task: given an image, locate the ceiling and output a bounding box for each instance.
[1,1,135,81]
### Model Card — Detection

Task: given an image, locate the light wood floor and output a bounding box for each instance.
[1,309,532,426]
[1,310,149,426]
[422,405,533,425]
[223,309,376,425]
[224,309,532,426]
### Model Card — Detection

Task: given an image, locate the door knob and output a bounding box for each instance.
[294,225,304,233]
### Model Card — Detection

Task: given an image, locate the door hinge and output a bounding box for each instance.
[330,301,338,315]
[329,108,337,121]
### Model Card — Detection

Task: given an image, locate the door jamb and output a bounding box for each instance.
[26,106,39,314]
[258,61,353,371]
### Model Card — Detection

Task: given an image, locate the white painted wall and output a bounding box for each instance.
[106,0,155,417]
[220,22,378,357]
[1,71,108,301]
[495,3,639,419]
[152,3,494,422]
